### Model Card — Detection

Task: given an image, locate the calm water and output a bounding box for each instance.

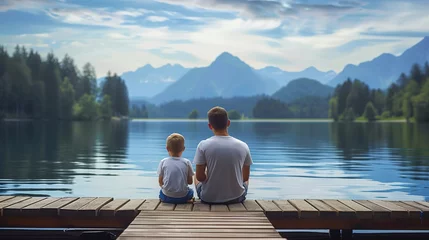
[0,120,428,200]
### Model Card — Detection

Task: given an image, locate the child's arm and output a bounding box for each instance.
[157,160,164,187]
[187,161,194,185]
[158,175,164,187]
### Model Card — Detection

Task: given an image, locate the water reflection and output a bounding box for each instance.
[0,120,428,200]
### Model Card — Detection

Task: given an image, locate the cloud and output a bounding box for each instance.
[107,32,130,39]
[156,0,362,19]
[146,16,169,22]
[19,33,50,38]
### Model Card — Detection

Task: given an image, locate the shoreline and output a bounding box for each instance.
[1,118,408,123]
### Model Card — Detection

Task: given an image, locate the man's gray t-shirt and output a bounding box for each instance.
[193,136,253,203]
[157,157,194,198]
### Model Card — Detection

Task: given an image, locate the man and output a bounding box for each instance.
[193,106,253,204]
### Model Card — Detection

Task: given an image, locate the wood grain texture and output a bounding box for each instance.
[116,199,145,217]
[369,200,408,218]
[174,203,193,211]
[338,200,373,219]
[3,197,46,216]
[40,197,79,216]
[228,203,247,212]
[99,199,130,217]
[289,200,319,219]
[322,200,356,218]
[354,200,390,219]
[243,200,263,212]
[59,198,96,216]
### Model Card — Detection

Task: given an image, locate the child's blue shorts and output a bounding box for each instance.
[159,189,194,204]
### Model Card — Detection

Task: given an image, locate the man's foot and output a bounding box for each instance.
[187,197,195,203]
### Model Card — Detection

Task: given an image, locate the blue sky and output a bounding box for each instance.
[1,0,428,75]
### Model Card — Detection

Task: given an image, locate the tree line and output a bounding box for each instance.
[328,62,429,122]
[0,45,129,120]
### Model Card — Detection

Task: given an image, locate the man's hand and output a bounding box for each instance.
[158,175,164,187]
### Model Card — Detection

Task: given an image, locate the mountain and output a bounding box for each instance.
[151,52,279,104]
[100,64,189,98]
[272,78,334,103]
[329,37,429,89]
[257,66,337,85]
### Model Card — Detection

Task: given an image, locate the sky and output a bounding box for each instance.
[1,0,429,76]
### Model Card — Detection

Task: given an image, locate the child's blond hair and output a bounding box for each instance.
[166,133,185,155]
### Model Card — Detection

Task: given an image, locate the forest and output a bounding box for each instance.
[0,45,129,121]
[329,62,429,122]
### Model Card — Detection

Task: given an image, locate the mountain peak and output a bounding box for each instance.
[211,52,247,68]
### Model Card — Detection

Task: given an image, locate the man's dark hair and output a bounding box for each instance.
[208,106,228,130]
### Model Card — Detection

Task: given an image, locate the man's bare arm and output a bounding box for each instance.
[196,164,207,182]
[158,175,164,187]
[242,165,250,183]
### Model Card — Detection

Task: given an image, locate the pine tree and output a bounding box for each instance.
[61,55,80,99]
[31,81,45,118]
[60,77,75,120]
[43,53,61,119]
[81,63,97,97]
[410,63,424,85]
[329,97,339,121]
[27,50,43,82]
[363,102,377,121]
[100,95,112,119]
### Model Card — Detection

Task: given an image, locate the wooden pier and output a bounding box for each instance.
[1,196,429,239]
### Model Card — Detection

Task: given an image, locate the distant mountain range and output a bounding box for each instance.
[119,36,429,103]
[272,78,334,103]
[102,64,189,98]
[256,66,337,85]
[151,52,279,104]
[329,37,429,89]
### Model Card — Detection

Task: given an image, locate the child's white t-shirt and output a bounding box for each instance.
[157,157,194,198]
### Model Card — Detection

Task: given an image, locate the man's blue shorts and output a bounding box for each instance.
[159,189,194,204]
[196,182,248,204]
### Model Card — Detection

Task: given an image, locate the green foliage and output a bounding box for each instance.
[410,63,424,85]
[381,111,391,119]
[341,108,356,122]
[130,104,148,119]
[60,77,75,120]
[289,96,329,118]
[188,109,199,119]
[60,54,80,98]
[43,53,61,119]
[329,97,339,121]
[363,102,377,121]
[228,109,241,120]
[31,81,45,119]
[101,72,129,117]
[73,94,98,120]
[81,63,97,97]
[253,97,292,119]
[412,80,429,122]
[100,95,113,120]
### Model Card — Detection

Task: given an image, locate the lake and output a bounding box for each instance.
[0,120,428,200]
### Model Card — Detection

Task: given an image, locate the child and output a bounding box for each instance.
[157,133,194,204]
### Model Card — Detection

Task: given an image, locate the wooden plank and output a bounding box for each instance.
[129,220,273,225]
[243,200,263,212]
[322,199,356,218]
[119,232,281,238]
[227,203,247,212]
[211,204,229,212]
[78,197,113,216]
[21,198,61,215]
[122,228,278,233]
[306,199,337,218]
[138,199,158,211]
[354,200,390,219]
[126,224,275,229]
[389,201,421,219]
[156,202,175,211]
[338,199,373,219]
[174,203,193,211]
[288,199,319,219]
[40,197,78,216]
[273,200,299,218]
[0,196,31,215]
[369,200,409,218]
[192,201,210,211]
[0,196,15,203]
[256,200,282,218]
[116,199,145,217]
[416,201,429,208]
[59,197,96,216]
[99,199,130,217]
[402,201,429,219]
[3,197,46,216]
